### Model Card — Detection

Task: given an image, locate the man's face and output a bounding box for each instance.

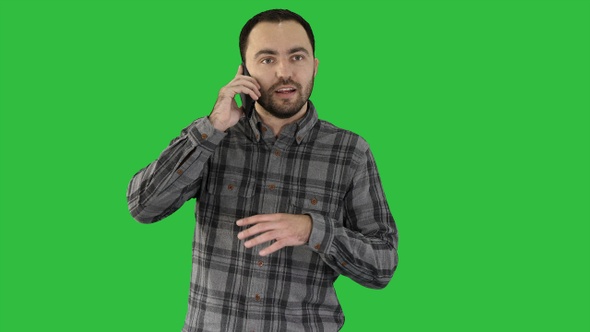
[244,20,319,119]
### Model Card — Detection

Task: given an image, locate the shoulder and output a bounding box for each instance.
[316,119,370,149]
[314,119,371,163]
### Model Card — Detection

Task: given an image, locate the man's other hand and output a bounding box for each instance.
[236,213,312,256]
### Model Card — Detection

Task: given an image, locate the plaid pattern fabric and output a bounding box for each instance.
[127,102,398,332]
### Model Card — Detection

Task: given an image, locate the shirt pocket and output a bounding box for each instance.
[289,189,343,221]
[206,177,255,198]
[204,177,256,221]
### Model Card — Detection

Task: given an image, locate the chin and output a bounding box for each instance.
[267,108,301,119]
[259,97,307,119]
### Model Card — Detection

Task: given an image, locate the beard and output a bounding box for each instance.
[256,77,314,119]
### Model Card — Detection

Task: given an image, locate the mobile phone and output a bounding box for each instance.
[240,63,256,117]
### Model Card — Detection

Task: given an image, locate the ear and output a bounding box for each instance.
[313,58,319,77]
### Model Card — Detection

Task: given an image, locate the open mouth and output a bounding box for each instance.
[275,87,297,96]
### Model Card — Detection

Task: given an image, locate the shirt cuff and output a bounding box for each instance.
[186,117,227,149]
[306,212,335,254]
[168,117,226,189]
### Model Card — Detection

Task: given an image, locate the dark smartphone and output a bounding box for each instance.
[240,63,255,117]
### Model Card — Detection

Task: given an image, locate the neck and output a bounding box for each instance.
[255,102,308,137]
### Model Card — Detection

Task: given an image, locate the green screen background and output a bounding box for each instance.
[1,0,588,331]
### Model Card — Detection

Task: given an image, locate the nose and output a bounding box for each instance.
[275,60,293,80]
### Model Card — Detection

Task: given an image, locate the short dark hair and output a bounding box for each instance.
[239,9,315,62]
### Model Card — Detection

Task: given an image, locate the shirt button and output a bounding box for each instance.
[227,184,234,190]
[341,261,348,267]
[176,169,183,175]
[274,150,281,157]
[261,126,268,132]
[310,198,318,205]
[257,260,264,267]
[268,184,276,190]
[201,133,208,139]
[297,136,302,141]
[255,134,260,140]
[314,243,321,250]
[255,294,261,301]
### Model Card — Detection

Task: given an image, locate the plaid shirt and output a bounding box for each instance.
[127,102,398,331]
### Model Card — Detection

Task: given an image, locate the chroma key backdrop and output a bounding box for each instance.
[1,0,588,331]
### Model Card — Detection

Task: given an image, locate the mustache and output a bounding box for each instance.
[268,79,302,92]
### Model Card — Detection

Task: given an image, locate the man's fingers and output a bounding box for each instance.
[237,213,280,226]
[236,213,311,256]
[235,86,260,101]
[243,231,277,249]
[230,81,261,99]
[237,219,277,240]
[248,77,262,90]
[237,77,261,94]
[259,241,287,257]
[209,65,261,132]
[234,66,261,90]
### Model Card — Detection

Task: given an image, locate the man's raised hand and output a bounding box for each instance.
[209,64,261,132]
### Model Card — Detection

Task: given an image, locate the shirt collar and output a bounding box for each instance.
[248,100,318,145]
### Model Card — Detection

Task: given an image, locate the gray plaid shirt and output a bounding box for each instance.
[127,102,398,331]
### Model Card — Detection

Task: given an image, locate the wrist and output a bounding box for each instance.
[208,115,228,132]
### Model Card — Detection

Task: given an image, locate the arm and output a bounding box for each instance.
[127,65,260,223]
[126,118,226,223]
[235,143,399,288]
[307,146,398,289]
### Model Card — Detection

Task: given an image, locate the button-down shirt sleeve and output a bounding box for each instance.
[127,117,226,223]
[306,142,398,289]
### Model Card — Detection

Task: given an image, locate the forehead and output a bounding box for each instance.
[245,21,312,58]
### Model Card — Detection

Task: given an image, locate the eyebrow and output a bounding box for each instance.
[288,47,310,56]
[254,46,310,59]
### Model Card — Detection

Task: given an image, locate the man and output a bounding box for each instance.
[127,9,398,332]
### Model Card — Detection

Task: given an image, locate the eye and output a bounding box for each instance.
[261,58,274,64]
[292,55,305,61]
